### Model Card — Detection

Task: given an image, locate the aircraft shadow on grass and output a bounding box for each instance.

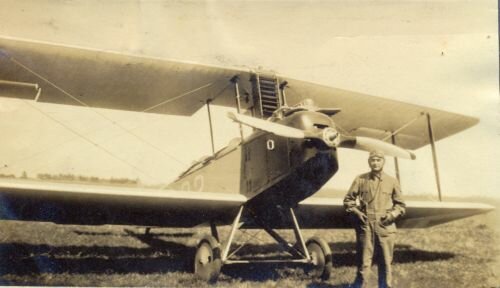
[72,229,194,238]
[0,233,455,284]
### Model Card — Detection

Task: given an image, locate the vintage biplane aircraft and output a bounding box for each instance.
[0,37,494,281]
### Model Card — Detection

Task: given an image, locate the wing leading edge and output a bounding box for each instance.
[0,179,493,229]
[0,36,253,116]
[296,197,494,229]
[283,79,479,150]
[0,179,246,227]
[0,36,479,149]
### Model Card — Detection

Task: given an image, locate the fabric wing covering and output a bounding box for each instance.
[0,37,478,150]
[0,179,493,229]
[296,197,494,229]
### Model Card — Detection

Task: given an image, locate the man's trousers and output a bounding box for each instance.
[356,217,396,288]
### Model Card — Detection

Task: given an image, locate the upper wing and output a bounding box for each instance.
[297,197,494,229]
[0,179,246,227]
[284,79,479,150]
[0,36,253,115]
[0,36,478,149]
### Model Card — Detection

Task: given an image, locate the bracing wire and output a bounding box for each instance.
[22,100,160,182]
[142,82,216,112]
[0,106,180,173]
[2,52,233,177]
[3,54,223,169]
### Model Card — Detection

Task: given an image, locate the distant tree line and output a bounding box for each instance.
[36,173,140,185]
[0,173,16,179]
[0,170,139,185]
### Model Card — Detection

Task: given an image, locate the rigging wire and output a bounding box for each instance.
[21,100,160,182]
[2,51,240,191]
[142,82,216,112]
[5,56,183,168]
[2,52,233,175]
[0,106,180,173]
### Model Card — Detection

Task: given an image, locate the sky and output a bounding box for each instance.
[0,0,498,199]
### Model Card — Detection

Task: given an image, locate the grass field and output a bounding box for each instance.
[0,202,498,287]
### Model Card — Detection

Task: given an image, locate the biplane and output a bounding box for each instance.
[0,37,494,281]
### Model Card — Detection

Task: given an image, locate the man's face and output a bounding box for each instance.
[368,157,385,173]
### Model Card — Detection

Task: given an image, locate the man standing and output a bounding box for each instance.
[344,150,406,288]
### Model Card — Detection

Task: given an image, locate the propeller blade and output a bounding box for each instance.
[339,136,416,160]
[227,112,306,139]
[228,112,415,159]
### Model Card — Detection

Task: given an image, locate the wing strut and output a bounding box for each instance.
[205,99,216,155]
[230,76,245,139]
[386,111,444,201]
[391,133,401,186]
[279,80,289,107]
[375,111,444,201]
[0,79,41,101]
[381,112,426,141]
[426,113,443,201]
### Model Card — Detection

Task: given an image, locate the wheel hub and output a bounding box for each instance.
[310,251,319,266]
[197,245,212,265]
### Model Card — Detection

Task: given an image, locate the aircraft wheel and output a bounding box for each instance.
[306,237,332,280]
[194,235,222,282]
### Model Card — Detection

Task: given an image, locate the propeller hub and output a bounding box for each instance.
[322,127,339,147]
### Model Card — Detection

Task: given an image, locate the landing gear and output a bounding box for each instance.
[193,205,333,282]
[194,235,222,282]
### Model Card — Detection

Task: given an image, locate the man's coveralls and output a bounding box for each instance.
[344,172,406,288]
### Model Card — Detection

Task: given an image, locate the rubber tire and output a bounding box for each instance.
[306,237,332,280]
[194,235,222,283]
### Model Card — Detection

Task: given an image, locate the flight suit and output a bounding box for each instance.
[344,172,405,288]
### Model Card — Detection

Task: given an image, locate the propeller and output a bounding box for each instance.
[227,112,306,139]
[338,135,416,160]
[227,111,416,160]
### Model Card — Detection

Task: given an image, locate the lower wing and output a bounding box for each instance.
[0,179,493,229]
[297,197,494,229]
[0,179,246,227]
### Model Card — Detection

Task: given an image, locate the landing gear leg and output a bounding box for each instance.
[289,208,332,280]
[193,207,243,282]
[192,205,332,282]
[223,206,332,280]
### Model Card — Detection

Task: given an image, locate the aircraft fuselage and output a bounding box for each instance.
[167,111,340,224]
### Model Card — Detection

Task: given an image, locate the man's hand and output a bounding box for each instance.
[381,213,395,226]
[352,208,368,224]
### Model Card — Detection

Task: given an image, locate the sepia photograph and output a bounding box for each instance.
[0,1,498,287]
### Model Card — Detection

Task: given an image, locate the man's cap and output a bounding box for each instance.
[369,150,385,159]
